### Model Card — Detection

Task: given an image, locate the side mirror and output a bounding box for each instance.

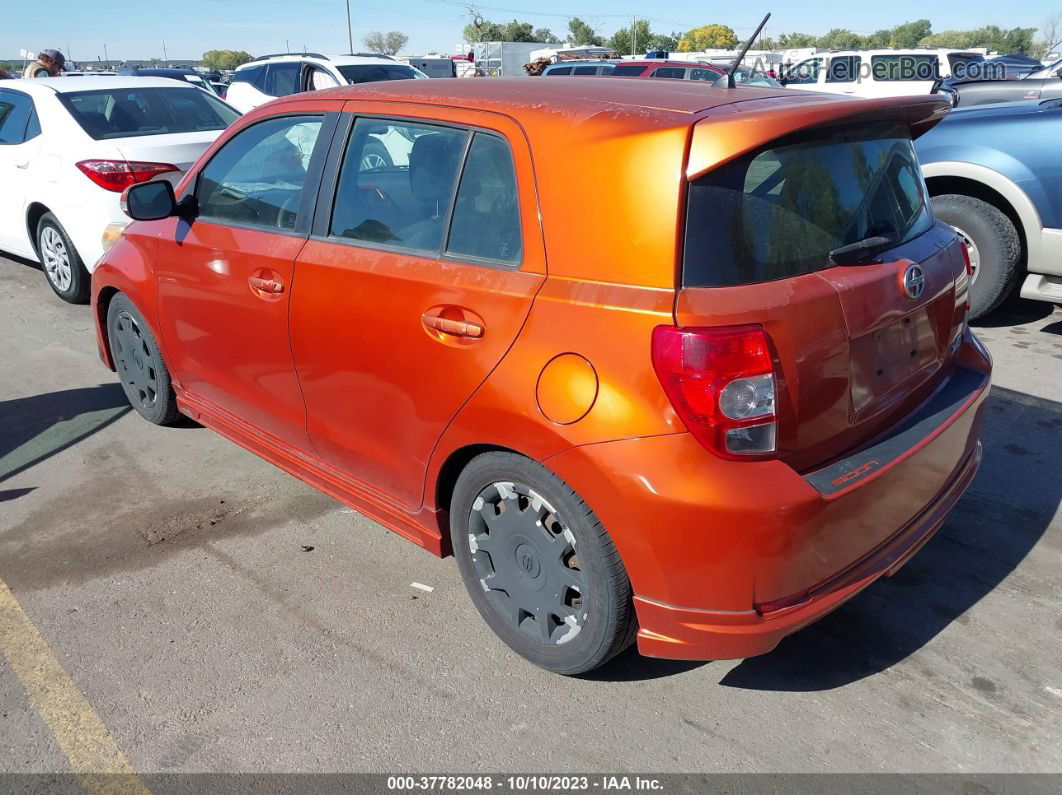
[120,180,177,221]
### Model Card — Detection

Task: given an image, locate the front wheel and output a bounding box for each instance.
[450,452,637,675]
[106,294,181,425]
[37,213,90,304]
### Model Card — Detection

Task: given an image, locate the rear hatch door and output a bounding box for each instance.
[677,95,968,591]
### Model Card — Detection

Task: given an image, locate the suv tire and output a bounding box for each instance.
[931,194,1020,319]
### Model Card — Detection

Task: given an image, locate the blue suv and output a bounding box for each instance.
[916,98,1062,317]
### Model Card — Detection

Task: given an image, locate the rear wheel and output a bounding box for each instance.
[450,452,637,675]
[106,294,181,425]
[931,194,1020,320]
[37,213,90,304]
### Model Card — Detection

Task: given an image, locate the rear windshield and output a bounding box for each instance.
[61,87,239,140]
[337,64,420,84]
[683,123,933,288]
[611,65,646,76]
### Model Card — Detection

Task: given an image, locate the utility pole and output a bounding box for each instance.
[286,39,290,53]
[104,43,109,66]
[632,17,637,56]
[345,0,353,54]
[162,40,168,63]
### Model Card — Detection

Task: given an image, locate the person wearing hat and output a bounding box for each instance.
[23,50,65,78]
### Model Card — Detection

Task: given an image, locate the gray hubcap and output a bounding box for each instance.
[469,482,588,646]
[40,226,72,292]
[112,311,158,409]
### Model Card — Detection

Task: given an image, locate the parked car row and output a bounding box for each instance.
[935,57,1062,107]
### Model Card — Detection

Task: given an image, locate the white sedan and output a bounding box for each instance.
[0,77,240,302]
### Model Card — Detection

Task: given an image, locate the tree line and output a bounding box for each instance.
[463,17,737,53]
[463,16,1061,59]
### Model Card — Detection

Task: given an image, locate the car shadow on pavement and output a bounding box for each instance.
[972,293,1055,329]
[0,383,131,485]
[717,385,1061,691]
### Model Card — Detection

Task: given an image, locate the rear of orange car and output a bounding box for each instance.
[509,88,990,660]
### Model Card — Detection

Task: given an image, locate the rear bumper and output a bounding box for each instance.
[543,332,991,662]
[634,438,981,660]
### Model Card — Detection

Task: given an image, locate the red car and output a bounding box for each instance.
[92,78,989,674]
[609,60,725,81]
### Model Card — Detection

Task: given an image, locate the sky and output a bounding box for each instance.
[4,0,1060,62]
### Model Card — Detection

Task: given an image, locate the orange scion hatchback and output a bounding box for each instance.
[93,78,991,675]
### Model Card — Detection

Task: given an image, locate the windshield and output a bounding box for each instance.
[683,123,933,287]
[60,87,240,140]
[337,64,422,84]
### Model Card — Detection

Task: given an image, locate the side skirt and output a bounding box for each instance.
[176,392,447,557]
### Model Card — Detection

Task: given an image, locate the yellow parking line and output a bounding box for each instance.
[0,578,149,794]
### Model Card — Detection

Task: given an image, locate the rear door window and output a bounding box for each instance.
[689,68,719,81]
[611,64,646,77]
[683,123,934,287]
[546,66,572,76]
[871,55,938,81]
[0,91,35,144]
[446,133,521,264]
[651,67,686,79]
[573,66,597,75]
[330,119,468,252]
[826,56,861,83]
[262,62,302,96]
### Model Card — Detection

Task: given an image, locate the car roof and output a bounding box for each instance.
[815,49,980,57]
[235,53,402,69]
[619,60,720,68]
[3,76,204,94]
[546,61,615,67]
[271,75,799,123]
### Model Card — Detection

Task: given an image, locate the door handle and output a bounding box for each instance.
[248,275,283,294]
[421,312,483,339]
[14,159,29,169]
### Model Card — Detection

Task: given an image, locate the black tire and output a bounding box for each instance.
[106,294,181,425]
[37,212,90,304]
[931,194,1021,320]
[359,140,393,171]
[450,452,637,675]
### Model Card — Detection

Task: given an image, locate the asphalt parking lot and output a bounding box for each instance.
[1,252,1061,775]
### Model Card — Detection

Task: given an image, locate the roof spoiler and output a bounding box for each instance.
[686,93,950,180]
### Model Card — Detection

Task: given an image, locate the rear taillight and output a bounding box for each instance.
[75,160,179,193]
[651,325,778,460]
[960,241,972,277]
[959,239,973,316]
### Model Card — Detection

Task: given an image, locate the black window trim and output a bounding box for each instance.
[311,112,526,270]
[186,111,340,240]
[0,88,38,146]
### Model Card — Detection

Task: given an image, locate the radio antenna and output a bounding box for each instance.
[726,12,771,88]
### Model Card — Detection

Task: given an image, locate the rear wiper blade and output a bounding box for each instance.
[829,235,894,265]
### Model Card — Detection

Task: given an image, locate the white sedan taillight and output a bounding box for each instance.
[75,160,179,193]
